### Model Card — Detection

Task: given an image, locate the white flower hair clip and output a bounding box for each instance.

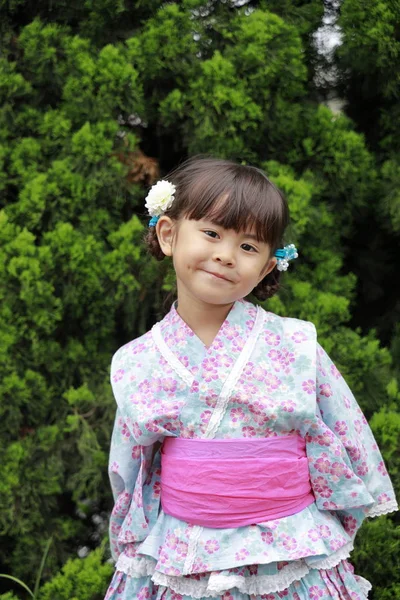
[145,180,176,226]
[274,244,298,271]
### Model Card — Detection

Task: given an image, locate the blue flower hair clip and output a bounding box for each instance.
[274,244,298,271]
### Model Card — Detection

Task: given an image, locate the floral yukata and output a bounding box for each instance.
[105,299,397,600]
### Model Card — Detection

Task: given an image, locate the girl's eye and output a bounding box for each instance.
[204,230,219,238]
[241,243,257,253]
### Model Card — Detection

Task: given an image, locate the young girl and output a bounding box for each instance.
[104,157,397,600]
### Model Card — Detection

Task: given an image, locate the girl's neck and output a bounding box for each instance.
[175,292,235,348]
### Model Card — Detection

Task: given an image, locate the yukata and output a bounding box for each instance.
[104,299,397,600]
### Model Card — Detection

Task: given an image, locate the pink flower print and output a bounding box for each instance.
[176,541,189,556]
[261,531,274,544]
[223,325,239,340]
[192,558,209,572]
[191,380,199,393]
[130,392,147,406]
[323,500,338,510]
[330,363,341,379]
[316,430,335,446]
[152,481,161,498]
[110,461,119,474]
[348,445,361,462]
[329,461,345,478]
[343,395,351,409]
[282,536,297,551]
[280,399,296,412]
[137,587,150,600]
[203,369,218,383]
[181,424,197,438]
[314,457,331,473]
[308,528,320,542]
[292,331,307,343]
[133,486,143,508]
[265,331,281,346]
[318,524,331,538]
[132,422,142,439]
[217,354,234,368]
[329,538,344,551]
[222,593,234,600]
[252,365,268,381]
[203,357,217,372]
[121,422,131,439]
[268,349,281,361]
[344,515,358,535]
[164,567,181,575]
[313,476,332,496]
[132,446,141,460]
[334,421,348,436]
[277,591,289,598]
[377,492,391,503]
[319,383,333,397]
[357,462,368,476]
[206,394,218,407]
[117,579,126,593]
[162,378,177,393]
[233,336,245,351]
[279,348,295,370]
[354,419,362,434]
[242,426,256,437]
[309,586,324,599]
[230,407,245,423]
[145,421,160,433]
[248,564,258,575]
[235,548,250,561]
[159,549,170,565]
[112,369,124,382]
[204,539,220,554]
[265,372,281,390]
[112,491,131,518]
[302,379,316,394]
[377,461,388,476]
[200,410,212,424]
[166,532,179,550]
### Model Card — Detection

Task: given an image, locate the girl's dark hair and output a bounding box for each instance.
[145,157,289,300]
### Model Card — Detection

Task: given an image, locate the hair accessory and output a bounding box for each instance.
[274,244,298,271]
[145,180,176,226]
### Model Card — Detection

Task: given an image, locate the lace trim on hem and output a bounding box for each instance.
[115,554,155,577]
[151,562,310,598]
[355,575,372,598]
[367,499,398,518]
[307,541,353,570]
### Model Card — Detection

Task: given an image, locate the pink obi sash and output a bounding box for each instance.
[160,435,315,528]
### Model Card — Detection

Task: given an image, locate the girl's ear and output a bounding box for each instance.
[156,216,175,257]
[258,257,277,283]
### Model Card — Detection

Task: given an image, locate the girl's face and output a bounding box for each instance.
[157,216,277,306]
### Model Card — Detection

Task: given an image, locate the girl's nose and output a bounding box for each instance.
[214,249,235,267]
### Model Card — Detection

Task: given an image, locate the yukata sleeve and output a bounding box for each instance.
[108,350,163,562]
[306,343,398,539]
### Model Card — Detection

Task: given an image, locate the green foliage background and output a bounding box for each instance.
[0,1,399,599]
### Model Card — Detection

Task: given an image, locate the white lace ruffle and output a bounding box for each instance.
[204,306,265,440]
[356,574,372,597]
[308,541,354,570]
[115,548,372,598]
[152,561,310,598]
[367,499,398,518]
[151,322,195,388]
[115,553,155,577]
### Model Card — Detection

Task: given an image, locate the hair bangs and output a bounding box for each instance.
[171,158,288,250]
